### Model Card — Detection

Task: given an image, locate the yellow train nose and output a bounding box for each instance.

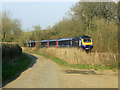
[82,39,93,46]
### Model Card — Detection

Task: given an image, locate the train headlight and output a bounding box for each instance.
[84,45,86,47]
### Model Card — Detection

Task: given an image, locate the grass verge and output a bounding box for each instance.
[2,53,32,82]
[24,51,118,70]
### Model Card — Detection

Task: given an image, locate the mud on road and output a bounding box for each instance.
[3,53,118,88]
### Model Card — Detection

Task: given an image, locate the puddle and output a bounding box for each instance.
[65,70,103,75]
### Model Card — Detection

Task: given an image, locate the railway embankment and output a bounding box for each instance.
[2,43,33,85]
[23,47,118,71]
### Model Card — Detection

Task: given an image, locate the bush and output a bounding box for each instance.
[2,43,22,61]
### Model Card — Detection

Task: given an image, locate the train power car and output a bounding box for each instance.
[28,35,93,52]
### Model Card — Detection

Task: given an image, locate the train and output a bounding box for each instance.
[28,35,93,52]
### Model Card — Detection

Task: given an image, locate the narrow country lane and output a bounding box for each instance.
[3,53,118,88]
[3,53,62,88]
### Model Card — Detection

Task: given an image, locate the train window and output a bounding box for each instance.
[59,40,69,45]
[41,42,47,46]
[49,41,56,45]
[83,39,91,42]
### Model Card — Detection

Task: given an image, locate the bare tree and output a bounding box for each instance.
[33,25,41,48]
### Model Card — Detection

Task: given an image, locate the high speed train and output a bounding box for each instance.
[28,35,93,52]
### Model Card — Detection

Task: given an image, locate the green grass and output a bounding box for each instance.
[2,53,32,82]
[24,51,118,70]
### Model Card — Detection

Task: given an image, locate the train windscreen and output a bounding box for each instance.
[83,38,91,42]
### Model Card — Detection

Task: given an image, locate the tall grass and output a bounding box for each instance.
[24,47,118,68]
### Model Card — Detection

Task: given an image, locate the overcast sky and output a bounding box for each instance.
[2,2,77,31]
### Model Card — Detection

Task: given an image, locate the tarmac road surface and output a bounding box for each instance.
[3,53,118,88]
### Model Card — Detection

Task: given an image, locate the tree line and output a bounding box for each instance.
[2,1,119,53]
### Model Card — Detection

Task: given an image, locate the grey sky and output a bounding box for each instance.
[2,2,77,31]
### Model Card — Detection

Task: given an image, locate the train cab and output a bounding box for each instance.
[80,35,93,52]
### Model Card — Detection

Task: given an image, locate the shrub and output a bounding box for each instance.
[2,43,22,62]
